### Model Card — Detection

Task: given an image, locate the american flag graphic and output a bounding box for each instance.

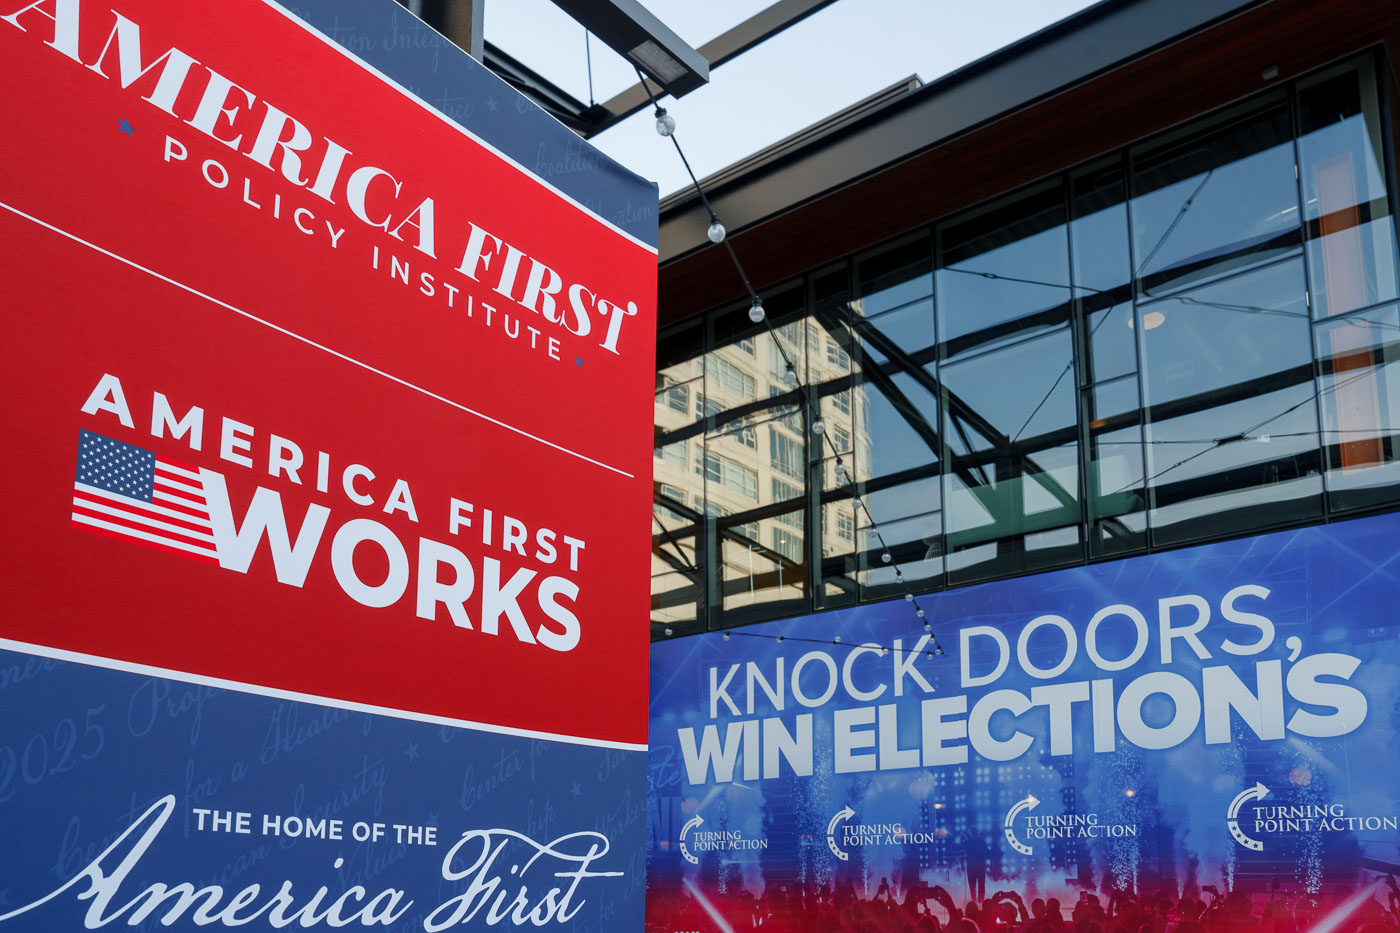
[72,429,218,564]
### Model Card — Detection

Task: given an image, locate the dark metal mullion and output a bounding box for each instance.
[1063,169,1089,564]
[1123,142,1153,548]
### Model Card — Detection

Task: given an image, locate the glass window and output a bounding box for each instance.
[720,511,805,614]
[771,527,803,562]
[1296,57,1400,319]
[937,182,1071,361]
[942,328,1081,583]
[1315,303,1400,510]
[1071,159,1137,384]
[860,505,942,597]
[1138,259,1321,544]
[855,233,933,318]
[701,450,758,500]
[853,368,940,482]
[1083,376,1146,557]
[1130,96,1300,298]
[769,427,804,481]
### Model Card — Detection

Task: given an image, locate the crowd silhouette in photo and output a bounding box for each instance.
[648,873,1400,933]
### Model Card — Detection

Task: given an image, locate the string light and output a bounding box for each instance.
[664,626,672,636]
[717,628,946,658]
[643,78,945,658]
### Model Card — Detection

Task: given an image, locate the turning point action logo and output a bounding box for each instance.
[1003,795,1138,855]
[827,808,944,861]
[678,815,767,865]
[1226,782,1399,851]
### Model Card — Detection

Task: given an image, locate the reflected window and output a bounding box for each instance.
[1084,377,1146,556]
[1316,303,1400,510]
[943,328,1081,583]
[937,182,1071,360]
[1138,259,1321,544]
[1297,57,1400,319]
[1071,159,1136,384]
[1131,96,1300,298]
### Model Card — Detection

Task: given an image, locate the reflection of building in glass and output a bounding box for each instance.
[652,46,1400,639]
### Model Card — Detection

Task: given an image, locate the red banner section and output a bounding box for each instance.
[0,0,655,747]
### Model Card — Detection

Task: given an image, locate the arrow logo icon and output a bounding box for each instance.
[679,813,704,865]
[1003,794,1040,855]
[1227,783,1269,851]
[826,806,856,861]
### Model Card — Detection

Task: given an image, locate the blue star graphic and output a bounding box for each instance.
[570,782,583,799]
[404,742,420,761]
[117,118,134,137]
[486,97,499,113]
[574,356,583,367]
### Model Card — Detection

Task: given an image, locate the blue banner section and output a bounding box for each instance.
[648,512,1400,924]
[0,652,645,930]
[281,0,659,247]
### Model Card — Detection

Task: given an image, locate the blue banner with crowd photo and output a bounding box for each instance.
[646,511,1400,933]
[0,653,645,931]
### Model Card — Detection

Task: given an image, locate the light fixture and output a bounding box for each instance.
[881,551,891,563]
[812,418,826,436]
[935,644,945,656]
[904,593,913,602]
[664,626,672,636]
[1127,310,1166,331]
[834,458,846,480]
[782,363,797,386]
[853,497,863,511]
[924,621,931,632]
[654,108,676,137]
[708,220,726,244]
[722,632,730,641]
[916,608,925,619]
[748,298,765,323]
[833,635,841,644]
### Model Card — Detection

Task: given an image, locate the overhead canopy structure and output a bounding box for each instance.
[404,0,840,137]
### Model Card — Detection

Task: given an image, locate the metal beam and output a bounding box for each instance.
[551,0,709,98]
[582,0,842,137]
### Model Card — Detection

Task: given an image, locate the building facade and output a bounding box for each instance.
[651,0,1400,638]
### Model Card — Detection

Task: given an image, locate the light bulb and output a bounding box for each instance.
[905,593,914,602]
[782,364,797,386]
[935,645,945,656]
[748,299,765,323]
[881,551,891,563]
[812,419,826,436]
[722,632,730,641]
[916,608,925,619]
[833,635,841,644]
[776,635,784,643]
[924,621,931,632]
[834,459,846,480]
[655,110,675,136]
[853,497,862,510]
[664,626,673,636]
[708,220,726,244]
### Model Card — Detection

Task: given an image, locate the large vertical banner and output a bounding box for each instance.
[0,0,655,929]
[648,514,1400,932]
